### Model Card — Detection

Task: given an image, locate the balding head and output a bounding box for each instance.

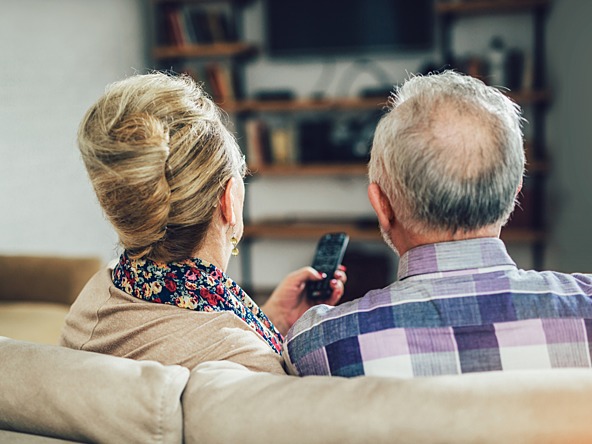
[369,71,525,236]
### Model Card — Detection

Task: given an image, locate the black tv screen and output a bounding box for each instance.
[265,0,434,57]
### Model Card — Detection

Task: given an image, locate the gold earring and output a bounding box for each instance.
[231,235,239,256]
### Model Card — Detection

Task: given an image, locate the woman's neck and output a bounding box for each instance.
[191,229,231,272]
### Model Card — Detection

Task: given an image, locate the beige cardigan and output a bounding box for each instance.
[59,268,284,374]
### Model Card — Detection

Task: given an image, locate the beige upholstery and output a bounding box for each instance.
[0,337,188,444]
[0,430,76,443]
[185,361,592,444]
[0,302,68,345]
[3,336,592,444]
[0,255,102,305]
[0,255,102,344]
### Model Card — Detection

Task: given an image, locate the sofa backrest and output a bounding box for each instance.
[4,335,592,444]
[0,337,188,444]
[185,361,592,443]
[0,255,102,305]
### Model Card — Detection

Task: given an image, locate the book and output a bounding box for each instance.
[208,11,232,43]
[164,8,188,46]
[245,119,271,168]
[184,7,213,44]
[270,126,297,165]
[205,63,235,102]
[182,6,236,44]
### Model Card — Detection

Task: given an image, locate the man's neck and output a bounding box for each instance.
[393,224,502,257]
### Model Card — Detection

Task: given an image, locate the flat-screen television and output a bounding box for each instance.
[265,0,434,57]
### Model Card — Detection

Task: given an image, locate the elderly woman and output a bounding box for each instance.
[60,73,345,374]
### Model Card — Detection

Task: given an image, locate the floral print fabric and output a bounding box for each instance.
[112,252,283,354]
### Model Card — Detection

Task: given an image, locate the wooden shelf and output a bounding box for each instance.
[248,163,368,177]
[500,228,546,243]
[218,91,545,113]
[436,0,550,15]
[506,89,550,105]
[524,142,550,173]
[154,0,251,4]
[527,160,549,173]
[244,221,545,244]
[221,97,389,113]
[153,42,257,60]
[248,161,548,177]
[244,221,380,241]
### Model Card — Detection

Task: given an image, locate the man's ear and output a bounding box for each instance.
[368,183,395,230]
[220,177,237,226]
[516,177,523,196]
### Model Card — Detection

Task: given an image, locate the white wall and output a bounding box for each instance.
[0,0,146,264]
[545,0,592,272]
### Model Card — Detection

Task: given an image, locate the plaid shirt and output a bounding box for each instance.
[283,238,592,377]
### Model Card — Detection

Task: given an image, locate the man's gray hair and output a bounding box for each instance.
[368,70,525,234]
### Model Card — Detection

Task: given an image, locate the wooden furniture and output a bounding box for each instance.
[148,0,552,293]
[149,0,386,293]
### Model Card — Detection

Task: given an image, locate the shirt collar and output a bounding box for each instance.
[397,237,516,281]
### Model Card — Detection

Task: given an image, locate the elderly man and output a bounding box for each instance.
[284,71,592,378]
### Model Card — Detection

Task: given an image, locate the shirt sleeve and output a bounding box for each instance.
[282,340,301,375]
[282,304,336,376]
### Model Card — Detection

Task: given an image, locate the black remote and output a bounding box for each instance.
[306,232,349,299]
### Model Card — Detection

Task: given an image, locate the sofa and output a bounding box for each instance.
[3,255,592,443]
[2,335,592,444]
[0,254,102,344]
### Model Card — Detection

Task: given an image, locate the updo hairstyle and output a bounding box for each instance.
[78,73,245,262]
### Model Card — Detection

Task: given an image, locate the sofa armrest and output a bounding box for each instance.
[0,337,189,444]
[0,255,102,305]
[185,360,592,444]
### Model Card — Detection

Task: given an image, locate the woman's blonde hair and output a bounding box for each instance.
[79,72,245,262]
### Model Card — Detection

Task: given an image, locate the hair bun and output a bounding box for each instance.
[79,73,244,262]
[111,113,168,149]
[81,111,172,258]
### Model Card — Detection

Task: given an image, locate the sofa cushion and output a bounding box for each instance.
[0,429,76,443]
[0,302,69,345]
[184,360,592,444]
[0,337,189,444]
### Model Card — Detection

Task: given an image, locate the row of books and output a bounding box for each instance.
[245,116,376,168]
[157,5,236,46]
[184,63,241,102]
[245,119,298,168]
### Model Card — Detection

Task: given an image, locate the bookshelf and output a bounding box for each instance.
[148,0,385,294]
[243,221,545,244]
[149,0,552,294]
[248,163,368,177]
[153,42,256,59]
[150,0,255,104]
[436,0,549,14]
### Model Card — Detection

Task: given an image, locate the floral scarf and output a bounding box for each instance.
[112,252,283,354]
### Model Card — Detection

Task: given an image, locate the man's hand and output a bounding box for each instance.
[261,265,347,336]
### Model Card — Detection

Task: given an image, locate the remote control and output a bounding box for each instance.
[306,232,349,299]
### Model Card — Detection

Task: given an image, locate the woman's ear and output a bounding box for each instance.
[220,177,237,226]
[368,183,395,230]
